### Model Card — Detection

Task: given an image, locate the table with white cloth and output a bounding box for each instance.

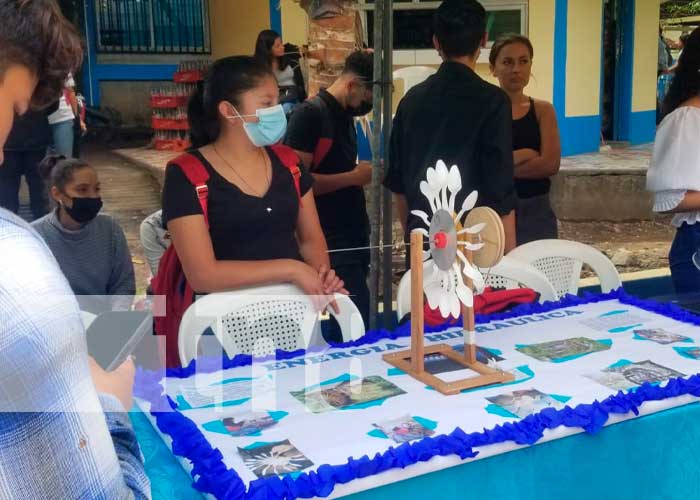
[134,291,700,500]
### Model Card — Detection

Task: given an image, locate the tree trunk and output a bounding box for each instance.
[294,0,363,96]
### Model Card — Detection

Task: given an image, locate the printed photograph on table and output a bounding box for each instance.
[579,310,647,332]
[586,360,685,391]
[676,347,700,359]
[222,412,277,437]
[373,415,435,443]
[291,376,406,414]
[238,440,313,478]
[486,389,565,418]
[517,337,610,362]
[633,328,692,345]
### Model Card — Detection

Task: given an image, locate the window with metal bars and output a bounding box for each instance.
[96,0,211,54]
[359,0,527,50]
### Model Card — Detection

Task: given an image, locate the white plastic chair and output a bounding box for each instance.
[392,66,437,97]
[178,284,365,366]
[395,256,557,320]
[507,239,623,298]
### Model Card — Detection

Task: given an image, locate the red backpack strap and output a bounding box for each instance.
[307,96,334,168]
[168,153,211,225]
[270,144,303,206]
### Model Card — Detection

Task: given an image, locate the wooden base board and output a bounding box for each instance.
[383,344,515,396]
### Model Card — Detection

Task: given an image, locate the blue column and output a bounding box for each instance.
[614,0,635,142]
[82,0,100,106]
[270,0,282,35]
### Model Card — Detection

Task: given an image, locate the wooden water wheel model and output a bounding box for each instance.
[383,160,515,395]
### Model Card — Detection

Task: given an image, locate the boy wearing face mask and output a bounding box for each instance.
[32,155,135,313]
[285,50,374,332]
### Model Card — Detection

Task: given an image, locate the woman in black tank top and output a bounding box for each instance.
[490,35,561,245]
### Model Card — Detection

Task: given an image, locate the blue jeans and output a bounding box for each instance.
[51,119,74,158]
[669,223,700,294]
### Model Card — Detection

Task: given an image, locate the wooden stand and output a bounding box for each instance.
[383,232,514,396]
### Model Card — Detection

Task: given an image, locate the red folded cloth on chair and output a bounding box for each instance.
[423,287,539,326]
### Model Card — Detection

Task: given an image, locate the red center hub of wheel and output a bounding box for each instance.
[434,231,448,249]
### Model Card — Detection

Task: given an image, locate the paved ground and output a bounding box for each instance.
[19,145,161,295]
[115,141,655,178]
[113,142,673,280]
[87,147,162,294]
[560,142,652,173]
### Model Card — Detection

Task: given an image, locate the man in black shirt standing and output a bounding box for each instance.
[0,108,54,219]
[384,0,517,257]
[285,51,374,330]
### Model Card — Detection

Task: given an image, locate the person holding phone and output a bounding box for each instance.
[0,1,149,497]
[32,154,135,313]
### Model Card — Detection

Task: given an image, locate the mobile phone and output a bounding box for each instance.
[86,311,153,371]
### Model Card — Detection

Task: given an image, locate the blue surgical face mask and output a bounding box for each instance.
[227,104,287,147]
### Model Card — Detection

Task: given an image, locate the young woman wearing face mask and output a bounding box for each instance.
[255,29,306,116]
[32,155,135,313]
[490,34,561,245]
[161,56,345,305]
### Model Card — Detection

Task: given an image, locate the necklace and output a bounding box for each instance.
[213,144,271,197]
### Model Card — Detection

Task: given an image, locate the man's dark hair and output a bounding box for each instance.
[342,51,374,85]
[0,0,83,108]
[433,0,487,59]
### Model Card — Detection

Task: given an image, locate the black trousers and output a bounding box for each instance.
[0,149,49,219]
[322,258,370,343]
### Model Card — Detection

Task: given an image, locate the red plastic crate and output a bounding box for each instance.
[152,117,189,131]
[151,96,188,108]
[154,139,190,152]
[173,70,203,83]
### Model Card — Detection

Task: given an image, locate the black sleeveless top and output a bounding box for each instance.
[512,98,550,198]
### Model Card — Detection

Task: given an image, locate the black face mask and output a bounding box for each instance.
[63,196,103,224]
[348,100,373,117]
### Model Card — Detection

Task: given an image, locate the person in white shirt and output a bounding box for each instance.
[48,73,77,157]
[647,27,700,294]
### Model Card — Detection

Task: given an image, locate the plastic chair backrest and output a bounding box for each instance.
[178,284,365,366]
[395,257,557,321]
[393,66,437,96]
[507,239,622,298]
[480,256,558,302]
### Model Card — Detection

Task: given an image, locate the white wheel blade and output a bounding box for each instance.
[447,165,462,213]
[424,281,442,309]
[456,283,474,308]
[457,223,486,235]
[438,293,450,318]
[419,181,437,214]
[458,241,485,252]
[449,292,461,319]
[410,210,431,227]
[455,191,479,222]
[426,166,437,190]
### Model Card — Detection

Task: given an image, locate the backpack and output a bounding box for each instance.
[302,95,335,168]
[152,144,303,367]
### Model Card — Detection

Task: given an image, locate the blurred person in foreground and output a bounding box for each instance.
[0,0,150,497]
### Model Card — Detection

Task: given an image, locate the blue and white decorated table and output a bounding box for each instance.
[133,291,700,500]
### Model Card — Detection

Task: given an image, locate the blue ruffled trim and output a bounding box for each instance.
[135,289,700,500]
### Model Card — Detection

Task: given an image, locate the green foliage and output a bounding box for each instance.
[661,0,700,19]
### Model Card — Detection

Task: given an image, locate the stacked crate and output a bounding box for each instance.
[151,60,210,152]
